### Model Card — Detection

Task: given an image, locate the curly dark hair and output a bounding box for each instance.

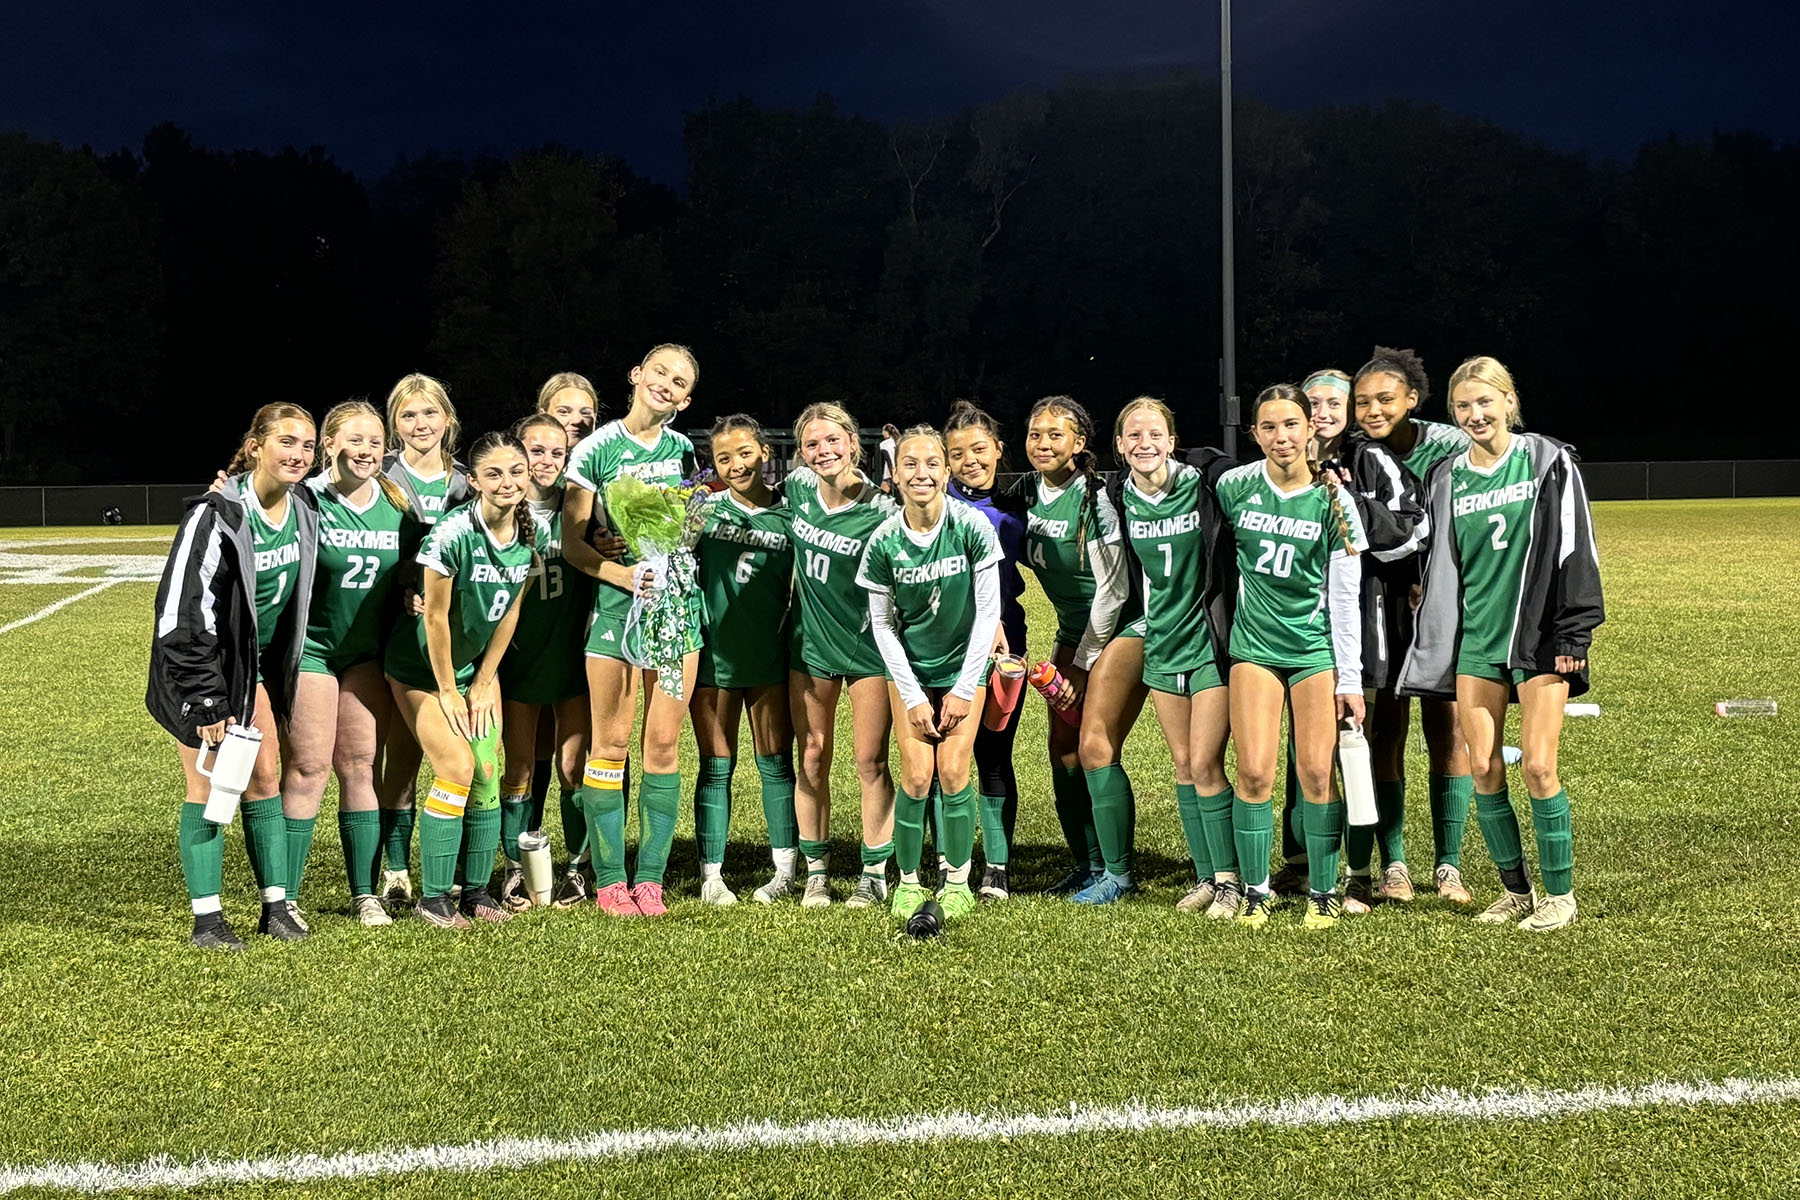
[1355,345,1430,410]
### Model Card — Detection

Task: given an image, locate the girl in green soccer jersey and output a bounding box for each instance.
[538,371,600,444]
[150,403,318,949]
[784,402,901,909]
[1215,384,1370,929]
[1352,346,1475,905]
[1022,399,1116,895]
[561,344,702,918]
[376,373,473,903]
[857,426,1003,925]
[494,414,596,911]
[1398,357,1602,933]
[280,402,420,927]
[691,414,801,906]
[385,432,541,928]
[1107,397,1242,917]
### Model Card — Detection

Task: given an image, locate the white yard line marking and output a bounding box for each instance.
[2,1075,1796,1195]
[0,537,171,550]
[0,580,123,637]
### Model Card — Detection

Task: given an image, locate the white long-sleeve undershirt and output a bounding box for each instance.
[1328,550,1364,694]
[1075,535,1128,671]
[868,560,1001,712]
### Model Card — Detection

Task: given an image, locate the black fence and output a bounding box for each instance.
[2,461,1797,526]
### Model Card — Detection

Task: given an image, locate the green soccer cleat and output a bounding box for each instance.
[890,881,932,922]
[938,882,977,920]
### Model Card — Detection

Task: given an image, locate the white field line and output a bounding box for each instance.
[0,580,123,637]
[3,1075,1797,1196]
[0,538,171,550]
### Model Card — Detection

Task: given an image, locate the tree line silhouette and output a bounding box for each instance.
[2,73,1793,483]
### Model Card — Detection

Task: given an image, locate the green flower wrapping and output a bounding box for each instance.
[604,476,709,699]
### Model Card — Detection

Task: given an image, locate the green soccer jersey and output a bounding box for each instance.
[303,477,414,670]
[697,490,794,690]
[565,418,698,632]
[1450,438,1537,666]
[856,498,1002,691]
[1024,473,1122,648]
[1215,462,1368,669]
[385,502,536,691]
[1398,419,1470,480]
[785,466,898,678]
[1121,462,1214,677]
[398,457,453,526]
[500,494,595,705]
[244,481,302,651]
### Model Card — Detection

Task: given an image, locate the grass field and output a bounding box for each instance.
[2,500,1798,1198]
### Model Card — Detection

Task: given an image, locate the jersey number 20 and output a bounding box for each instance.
[1253,539,1295,578]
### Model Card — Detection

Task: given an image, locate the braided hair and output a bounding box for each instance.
[1029,394,1102,572]
[464,430,538,553]
[1254,383,1357,557]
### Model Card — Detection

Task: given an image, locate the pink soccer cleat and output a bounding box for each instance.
[630,882,668,916]
[594,882,642,917]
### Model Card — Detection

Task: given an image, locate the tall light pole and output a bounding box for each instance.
[1218,0,1239,457]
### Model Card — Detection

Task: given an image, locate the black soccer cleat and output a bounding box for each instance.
[905,898,945,940]
[191,913,246,951]
[258,900,310,942]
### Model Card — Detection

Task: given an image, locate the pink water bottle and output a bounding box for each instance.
[1029,660,1082,728]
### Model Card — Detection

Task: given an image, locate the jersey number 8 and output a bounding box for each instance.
[486,589,512,622]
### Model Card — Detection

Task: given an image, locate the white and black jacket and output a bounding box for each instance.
[146,477,319,747]
[1332,432,1428,689]
[1397,432,1604,700]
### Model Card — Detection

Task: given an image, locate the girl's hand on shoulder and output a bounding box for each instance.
[438,688,472,741]
[938,693,971,735]
[1336,691,1366,728]
[206,470,229,495]
[907,702,940,742]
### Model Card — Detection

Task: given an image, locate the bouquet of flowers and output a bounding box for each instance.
[603,475,711,699]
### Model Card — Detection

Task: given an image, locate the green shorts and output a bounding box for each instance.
[1119,617,1147,640]
[1456,657,1536,687]
[1144,658,1226,697]
[1234,658,1337,689]
[584,597,703,664]
[499,656,588,707]
[299,648,378,677]
[698,646,788,691]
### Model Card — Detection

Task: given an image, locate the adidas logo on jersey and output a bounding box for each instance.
[473,546,487,558]
[621,450,636,461]
[1248,493,1263,505]
[601,629,616,642]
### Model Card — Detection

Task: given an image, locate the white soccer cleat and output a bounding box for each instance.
[352,895,393,927]
[700,876,739,906]
[800,874,832,909]
[1474,888,1537,925]
[1518,891,1576,933]
[752,871,798,904]
[380,869,413,905]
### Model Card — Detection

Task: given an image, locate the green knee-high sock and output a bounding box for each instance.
[1530,790,1574,895]
[1432,773,1473,868]
[1199,786,1238,880]
[1304,800,1346,895]
[240,796,288,901]
[977,792,1010,867]
[560,789,588,861]
[1232,797,1274,891]
[753,753,798,851]
[694,756,735,865]
[1474,787,1526,872]
[283,814,317,905]
[338,809,381,898]
[380,806,414,872]
[1281,734,1304,860]
[1083,764,1136,883]
[941,782,977,876]
[460,804,501,892]
[1375,779,1405,866]
[419,812,463,900]
[1175,783,1212,881]
[585,785,628,886]
[634,771,682,885]
[927,781,945,857]
[529,758,553,830]
[178,802,225,906]
[499,793,529,863]
[894,785,928,879]
[1050,765,1102,872]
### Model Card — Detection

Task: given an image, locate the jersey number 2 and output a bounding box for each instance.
[1487,514,1509,551]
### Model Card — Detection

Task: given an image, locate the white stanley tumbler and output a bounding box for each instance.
[518,831,555,907]
[1339,722,1378,828]
[197,723,262,825]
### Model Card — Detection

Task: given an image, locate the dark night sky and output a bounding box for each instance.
[5,0,1794,183]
